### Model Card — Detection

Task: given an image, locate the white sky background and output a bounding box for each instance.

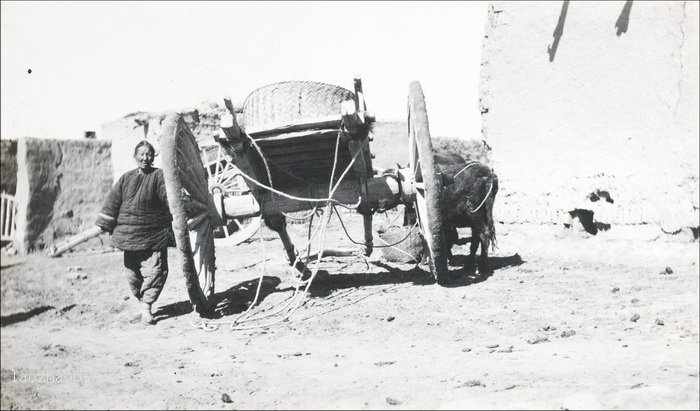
[1,1,489,141]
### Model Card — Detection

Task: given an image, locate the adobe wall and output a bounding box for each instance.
[480,1,699,234]
[1,139,17,194]
[13,138,113,253]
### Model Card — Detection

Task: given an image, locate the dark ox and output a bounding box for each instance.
[436,152,499,273]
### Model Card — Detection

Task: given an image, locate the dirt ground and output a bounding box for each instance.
[1,212,698,410]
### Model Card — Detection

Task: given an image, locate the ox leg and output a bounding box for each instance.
[468,226,481,267]
[264,213,303,272]
[363,214,374,256]
[478,226,493,274]
[358,204,374,257]
[403,204,417,226]
[445,226,458,265]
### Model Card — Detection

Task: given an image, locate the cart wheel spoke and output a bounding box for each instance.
[202,145,261,246]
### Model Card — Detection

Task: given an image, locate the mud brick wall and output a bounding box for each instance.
[480,2,699,234]
[14,138,113,253]
[1,139,18,194]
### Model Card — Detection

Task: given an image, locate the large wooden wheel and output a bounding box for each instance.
[200,144,261,246]
[407,81,449,284]
[160,113,222,314]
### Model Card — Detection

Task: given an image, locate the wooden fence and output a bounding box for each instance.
[1,191,17,243]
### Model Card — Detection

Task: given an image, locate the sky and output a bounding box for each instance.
[1,1,489,141]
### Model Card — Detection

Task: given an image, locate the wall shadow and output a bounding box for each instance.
[1,305,55,327]
[548,0,570,62]
[0,259,25,269]
[616,1,633,36]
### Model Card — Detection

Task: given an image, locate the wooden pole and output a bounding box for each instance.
[47,226,104,257]
[221,97,242,144]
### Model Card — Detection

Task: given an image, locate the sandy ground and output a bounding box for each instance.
[1,212,698,410]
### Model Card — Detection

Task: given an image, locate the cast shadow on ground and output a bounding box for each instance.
[1,305,55,327]
[306,252,524,296]
[155,253,524,321]
[154,264,434,320]
[154,276,286,321]
[439,253,524,288]
[0,260,25,269]
[305,263,434,299]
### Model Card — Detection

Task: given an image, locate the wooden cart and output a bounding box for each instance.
[159,79,449,314]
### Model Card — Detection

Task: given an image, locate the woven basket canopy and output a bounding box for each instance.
[243,81,355,132]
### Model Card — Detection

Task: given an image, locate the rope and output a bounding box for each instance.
[332,204,419,249]
[195,190,331,331]
[228,202,334,330]
[266,156,308,183]
[374,205,405,226]
[306,210,316,264]
[193,192,329,331]
[235,137,368,206]
[243,133,361,325]
[231,227,268,324]
[232,213,327,325]
[329,131,342,193]
[373,231,420,264]
[282,207,320,222]
[249,137,275,205]
[193,130,369,331]
[192,225,270,332]
[230,135,367,327]
[278,130,342,221]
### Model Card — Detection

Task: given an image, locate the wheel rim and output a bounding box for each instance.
[159,114,218,311]
[407,81,448,282]
[188,219,215,298]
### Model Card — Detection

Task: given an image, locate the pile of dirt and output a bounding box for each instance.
[433,137,491,165]
[369,122,491,170]
[376,224,422,263]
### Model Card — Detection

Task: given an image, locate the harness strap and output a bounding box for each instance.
[469,181,494,213]
[453,161,480,179]
[451,161,494,214]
